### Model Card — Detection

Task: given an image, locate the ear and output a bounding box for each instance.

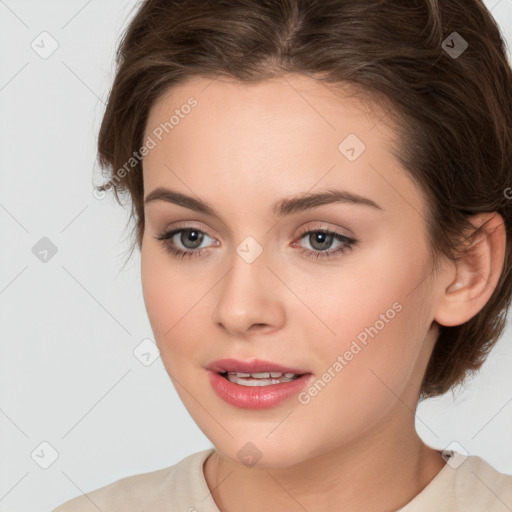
[433,212,507,327]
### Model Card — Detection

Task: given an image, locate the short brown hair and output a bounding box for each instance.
[95,0,512,399]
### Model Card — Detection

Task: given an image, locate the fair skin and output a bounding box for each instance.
[140,73,505,512]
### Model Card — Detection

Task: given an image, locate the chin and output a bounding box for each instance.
[211,435,316,469]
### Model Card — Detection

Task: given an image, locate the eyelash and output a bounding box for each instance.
[154,225,356,261]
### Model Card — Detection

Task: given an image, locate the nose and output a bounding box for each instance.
[211,245,285,337]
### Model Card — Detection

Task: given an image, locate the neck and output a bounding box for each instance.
[203,413,446,512]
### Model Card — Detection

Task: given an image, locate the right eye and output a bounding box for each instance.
[154,228,218,259]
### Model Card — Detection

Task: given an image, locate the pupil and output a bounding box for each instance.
[310,232,332,251]
[181,229,203,249]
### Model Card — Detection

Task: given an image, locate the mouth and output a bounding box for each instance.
[206,358,313,409]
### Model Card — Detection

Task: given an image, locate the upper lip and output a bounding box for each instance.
[207,358,309,374]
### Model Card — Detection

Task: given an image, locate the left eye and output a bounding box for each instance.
[293,229,356,260]
[155,228,356,260]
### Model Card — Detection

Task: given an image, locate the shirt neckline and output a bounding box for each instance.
[196,448,462,512]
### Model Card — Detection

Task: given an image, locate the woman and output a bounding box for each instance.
[54,0,512,510]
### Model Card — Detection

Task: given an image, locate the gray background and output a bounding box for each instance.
[0,1,511,510]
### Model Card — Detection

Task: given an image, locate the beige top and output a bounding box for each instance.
[53,449,512,511]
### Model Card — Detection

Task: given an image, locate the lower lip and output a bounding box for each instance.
[208,371,313,409]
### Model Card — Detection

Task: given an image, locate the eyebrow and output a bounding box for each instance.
[144,186,383,217]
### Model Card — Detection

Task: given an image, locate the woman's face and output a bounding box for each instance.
[140,74,445,466]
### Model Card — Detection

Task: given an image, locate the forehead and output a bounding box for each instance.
[141,74,426,222]
[145,73,391,140]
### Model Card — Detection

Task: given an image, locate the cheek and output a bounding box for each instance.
[140,246,200,357]
[294,242,432,408]
[290,233,430,355]
[287,297,430,458]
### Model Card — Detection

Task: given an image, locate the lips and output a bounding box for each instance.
[208,369,313,409]
[206,358,313,409]
[206,358,309,375]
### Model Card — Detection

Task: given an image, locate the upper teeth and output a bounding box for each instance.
[225,371,298,378]
[221,371,300,387]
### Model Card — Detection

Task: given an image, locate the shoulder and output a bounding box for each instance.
[454,453,512,509]
[400,451,512,512]
[52,449,216,512]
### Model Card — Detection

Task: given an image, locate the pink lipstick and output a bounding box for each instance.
[207,358,313,409]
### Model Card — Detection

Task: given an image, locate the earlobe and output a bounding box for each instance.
[433,212,506,328]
